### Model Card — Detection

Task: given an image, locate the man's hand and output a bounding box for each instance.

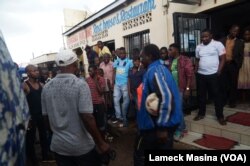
[97,142,111,154]
[217,70,222,76]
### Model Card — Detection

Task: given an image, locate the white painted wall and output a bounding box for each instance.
[66,0,236,49]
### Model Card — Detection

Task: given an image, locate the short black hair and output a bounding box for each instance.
[97,41,103,44]
[132,55,140,61]
[160,47,168,52]
[169,43,180,51]
[88,64,97,71]
[84,45,91,51]
[133,48,140,54]
[244,26,250,33]
[119,47,126,51]
[230,24,240,30]
[143,44,160,61]
[201,28,213,34]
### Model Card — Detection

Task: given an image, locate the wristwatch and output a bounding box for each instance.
[186,87,190,91]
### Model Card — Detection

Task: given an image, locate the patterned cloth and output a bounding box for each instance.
[86,76,105,104]
[238,42,250,89]
[0,31,30,165]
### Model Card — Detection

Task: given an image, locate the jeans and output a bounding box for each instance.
[177,92,186,132]
[55,148,102,166]
[113,84,130,125]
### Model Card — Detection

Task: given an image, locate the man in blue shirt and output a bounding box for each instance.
[134,44,182,165]
[113,47,133,127]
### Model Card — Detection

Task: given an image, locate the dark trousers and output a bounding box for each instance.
[196,73,224,118]
[26,115,48,165]
[220,62,239,106]
[55,148,102,166]
[93,103,106,132]
[134,129,175,166]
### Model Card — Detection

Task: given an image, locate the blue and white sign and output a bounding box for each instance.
[93,0,156,34]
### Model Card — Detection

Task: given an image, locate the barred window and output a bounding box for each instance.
[124,30,150,58]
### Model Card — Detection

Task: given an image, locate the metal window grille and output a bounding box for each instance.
[124,30,150,58]
[173,13,209,57]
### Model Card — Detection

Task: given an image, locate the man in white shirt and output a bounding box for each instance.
[42,49,110,165]
[194,29,227,125]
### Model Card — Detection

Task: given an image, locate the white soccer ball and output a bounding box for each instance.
[146,93,159,116]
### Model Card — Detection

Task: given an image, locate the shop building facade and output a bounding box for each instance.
[63,0,250,59]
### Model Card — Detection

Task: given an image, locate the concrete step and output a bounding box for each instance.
[179,131,250,150]
[184,105,250,146]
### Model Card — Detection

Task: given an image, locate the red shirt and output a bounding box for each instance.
[86,76,105,104]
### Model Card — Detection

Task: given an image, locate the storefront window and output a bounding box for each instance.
[124,30,150,58]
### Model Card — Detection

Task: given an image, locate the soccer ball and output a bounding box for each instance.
[146,93,159,116]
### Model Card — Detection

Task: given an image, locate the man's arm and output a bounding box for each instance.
[80,113,110,153]
[94,76,105,95]
[184,57,194,98]
[78,82,110,153]
[128,77,132,100]
[22,82,30,95]
[195,58,199,73]
[218,54,225,75]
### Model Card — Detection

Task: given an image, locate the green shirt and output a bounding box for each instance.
[171,58,178,85]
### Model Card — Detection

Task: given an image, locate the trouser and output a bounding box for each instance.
[220,61,239,106]
[26,115,49,165]
[176,92,186,132]
[134,129,175,166]
[196,73,224,119]
[93,103,106,132]
[55,148,102,166]
[104,91,114,118]
[113,84,130,125]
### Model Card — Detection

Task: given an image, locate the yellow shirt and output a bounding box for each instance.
[225,38,235,61]
[99,46,111,57]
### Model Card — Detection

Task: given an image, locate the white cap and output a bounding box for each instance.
[55,49,78,67]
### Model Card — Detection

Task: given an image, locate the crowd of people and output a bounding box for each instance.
[1,24,250,166]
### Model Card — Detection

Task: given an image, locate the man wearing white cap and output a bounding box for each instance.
[41,49,110,165]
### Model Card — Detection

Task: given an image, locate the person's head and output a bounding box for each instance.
[97,68,104,77]
[48,71,53,78]
[84,45,91,54]
[168,43,180,58]
[25,65,40,79]
[132,48,140,57]
[115,48,120,58]
[201,29,213,45]
[160,47,168,60]
[119,47,127,60]
[55,49,79,75]
[94,57,100,66]
[103,53,111,64]
[132,55,141,68]
[229,24,240,38]
[88,65,97,78]
[243,27,250,42]
[14,62,19,70]
[97,41,104,49]
[140,44,160,68]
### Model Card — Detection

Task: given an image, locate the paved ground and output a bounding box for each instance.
[36,120,199,166]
